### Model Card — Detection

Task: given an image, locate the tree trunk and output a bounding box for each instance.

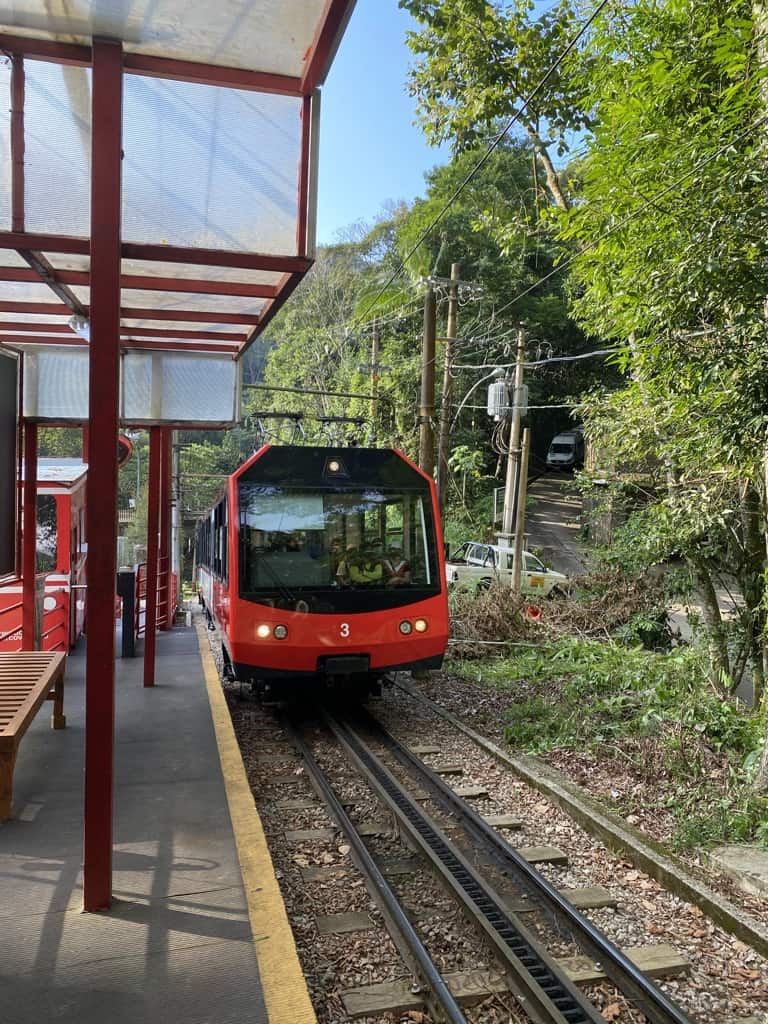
[740,479,766,704]
[524,126,570,212]
[689,554,731,692]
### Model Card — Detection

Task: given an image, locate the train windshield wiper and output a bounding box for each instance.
[250,548,297,607]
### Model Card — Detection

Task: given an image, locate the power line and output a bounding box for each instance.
[490,112,768,319]
[244,382,377,401]
[452,347,614,370]
[349,0,612,330]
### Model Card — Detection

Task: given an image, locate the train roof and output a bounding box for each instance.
[22,458,88,486]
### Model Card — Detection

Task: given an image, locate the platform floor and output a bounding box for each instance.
[0,627,276,1024]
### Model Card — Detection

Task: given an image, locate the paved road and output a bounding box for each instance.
[524,472,587,576]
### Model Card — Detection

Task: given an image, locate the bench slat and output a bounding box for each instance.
[0,653,66,819]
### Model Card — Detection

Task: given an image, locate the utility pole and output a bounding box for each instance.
[512,427,531,594]
[436,262,460,513]
[370,316,380,424]
[418,284,436,475]
[498,326,527,547]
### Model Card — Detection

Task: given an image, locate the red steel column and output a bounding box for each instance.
[158,428,171,630]
[15,370,24,575]
[11,54,26,579]
[21,420,37,650]
[143,426,161,685]
[83,38,123,913]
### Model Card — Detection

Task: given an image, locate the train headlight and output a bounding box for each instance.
[273,624,288,640]
[414,618,428,633]
[256,623,271,639]
[399,620,413,635]
[328,460,341,473]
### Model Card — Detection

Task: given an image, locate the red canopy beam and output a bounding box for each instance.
[0,32,313,97]
[0,335,240,354]
[0,233,312,275]
[0,33,90,67]
[123,53,303,96]
[122,243,311,274]
[83,38,123,914]
[121,306,259,325]
[0,322,245,341]
[0,300,71,315]
[0,266,276,298]
[300,0,357,93]
[240,271,304,357]
[0,300,260,325]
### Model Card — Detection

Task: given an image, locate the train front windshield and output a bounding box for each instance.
[238,475,441,613]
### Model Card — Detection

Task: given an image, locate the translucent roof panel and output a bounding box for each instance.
[120,319,247,334]
[1,1,332,77]
[70,285,267,318]
[118,290,267,316]
[0,279,71,303]
[0,313,70,324]
[122,350,239,426]
[25,61,91,236]
[0,60,10,231]
[122,77,301,253]
[119,260,284,287]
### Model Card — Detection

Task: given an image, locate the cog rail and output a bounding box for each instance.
[322,709,606,1024]
[355,704,695,1024]
[281,713,468,1024]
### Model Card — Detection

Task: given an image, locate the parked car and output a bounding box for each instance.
[546,429,584,471]
[444,541,567,596]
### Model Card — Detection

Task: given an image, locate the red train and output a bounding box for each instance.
[195,445,449,694]
[0,458,87,652]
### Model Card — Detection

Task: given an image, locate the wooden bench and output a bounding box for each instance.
[0,652,66,821]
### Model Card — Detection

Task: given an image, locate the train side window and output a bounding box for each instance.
[36,495,57,573]
[221,500,228,581]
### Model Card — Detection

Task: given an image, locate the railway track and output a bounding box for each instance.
[283,703,695,1024]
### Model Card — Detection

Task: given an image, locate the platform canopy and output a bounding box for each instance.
[0,0,355,368]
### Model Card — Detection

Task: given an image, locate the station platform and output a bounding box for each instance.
[0,624,314,1024]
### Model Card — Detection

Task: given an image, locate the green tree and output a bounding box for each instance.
[555,0,768,786]
[400,0,594,210]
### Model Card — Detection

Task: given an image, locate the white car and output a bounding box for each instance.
[445,541,567,597]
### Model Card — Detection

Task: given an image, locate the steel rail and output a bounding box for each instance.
[358,704,695,1024]
[280,713,468,1024]
[323,710,604,1024]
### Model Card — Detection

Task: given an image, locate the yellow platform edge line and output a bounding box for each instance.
[195,620,317,1024]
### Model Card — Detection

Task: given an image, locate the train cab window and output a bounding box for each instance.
[36,495,58,573]
[238,480,440,612]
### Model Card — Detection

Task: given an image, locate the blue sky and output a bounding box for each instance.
[315,0,450,245]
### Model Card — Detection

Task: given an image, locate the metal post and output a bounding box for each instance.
[498,327,527,546]
[83,38,123,913]
[159,428,171,630]
[370,317,380,425]
[418,285,436,475]
[144,426,161,685]
[117,568,135,658]
[21,420,37,650]
[436,263,460,512]
[512,428,531,594]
